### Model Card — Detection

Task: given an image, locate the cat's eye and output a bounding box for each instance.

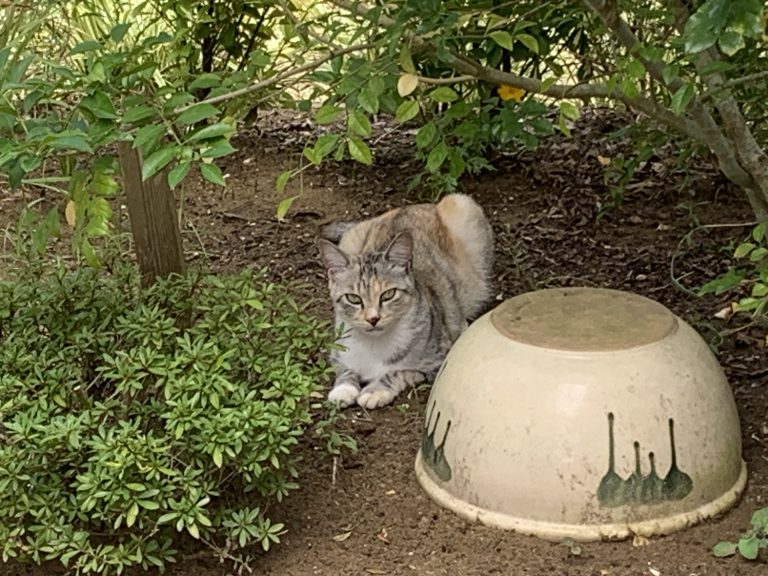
[343,293,363,306]
[380,288,397,303]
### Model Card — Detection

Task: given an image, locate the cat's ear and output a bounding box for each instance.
[385,232,413,268]
[318,238,350,275]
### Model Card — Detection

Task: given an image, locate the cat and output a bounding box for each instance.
[317,193,493,409]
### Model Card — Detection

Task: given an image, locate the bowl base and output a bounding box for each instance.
[415,451,748,542]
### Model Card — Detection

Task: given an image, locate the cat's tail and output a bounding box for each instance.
[437,193,494,312]
[319,220,359,243]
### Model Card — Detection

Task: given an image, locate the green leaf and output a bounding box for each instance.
[126,502,139,527]
[426,141,449,172]
[123,105,158,124]
[515,33,539,53]
[176,103,219,125]
[314,134,340,159]
[133,124,166,152]
[358,89,379,115]
[168,161,192,189]
[189,73,222,91]
[429,86,459,103]
[749,247,768,262]
[200,163,225,186]
[395,100,419,123]
[752,224,766,242]
[276,170,292,193]
[141,147,176,181]
[201,139,237,159]
[81,91,118,119]
[698,268,745,295]
[347,137,372,165]
[157,512,179,525]
[110,23,131,42]
[348,111,372,137]
[213,447,223,468]
[276,196,296,221]
[303,146,320,165]
[751,507,768,529]
[415,122,437,148]
[314,104,342,125]
[735,297,761,312]
[187,522,200,540]
[137,500,160,510]
[489,31,513,51]
[187,122,233,142]
[559,101,580,121]
[734,242,756,259]
[751,283,768,297]
[399,44,415,74]
[712,541,737,557]
[71,40,103,55]
[670,83,695,115]
[683,0,725,54]
[738,535,759,560]
[50,132,93,153]
[626,60,645,79]
[718,30,745,56]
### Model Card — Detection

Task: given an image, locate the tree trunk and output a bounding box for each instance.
[118,142,185,286]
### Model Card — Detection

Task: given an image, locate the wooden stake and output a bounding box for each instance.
[118,142,185,286]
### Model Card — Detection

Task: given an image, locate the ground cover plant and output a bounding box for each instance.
[0,256,333,574]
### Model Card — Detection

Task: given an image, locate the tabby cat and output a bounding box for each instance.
[318,193,493,409]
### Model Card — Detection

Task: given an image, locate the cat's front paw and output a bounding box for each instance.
[357,384,398,410]
[328,382,360,407]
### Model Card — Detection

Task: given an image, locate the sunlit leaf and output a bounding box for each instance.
[347,137,372,165]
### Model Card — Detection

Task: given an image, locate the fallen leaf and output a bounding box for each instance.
[714,306,733,321]
[648,562,661,576]
[385,489,396,495]
[65,200,77,227]
[597,155,611,166]
[632,534,650,547]
[365,569,388,575]
[332,531,352,542]
[377,527,389,544]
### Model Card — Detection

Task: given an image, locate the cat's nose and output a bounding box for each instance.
[367,315,380,326]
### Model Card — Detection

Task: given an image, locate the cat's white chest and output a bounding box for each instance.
[335,327,411,382]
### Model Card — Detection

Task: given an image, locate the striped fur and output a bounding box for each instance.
[318,193,493,409]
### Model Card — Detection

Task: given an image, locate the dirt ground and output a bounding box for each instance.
[2,108,768,576]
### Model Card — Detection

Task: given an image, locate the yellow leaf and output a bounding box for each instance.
[65,200,77,227]
[497,84,525,102]
[397,73,419,97]
[597,155,611,166]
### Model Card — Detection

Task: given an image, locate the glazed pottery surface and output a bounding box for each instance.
[414,287,746,541]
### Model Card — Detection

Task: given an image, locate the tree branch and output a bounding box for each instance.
[174,42,373,114]
[581,0,766,216]
[332,0,690,135]
[418,74,476,85]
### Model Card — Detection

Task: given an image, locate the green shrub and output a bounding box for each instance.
[0,261,332,574]
[713,507,768,560]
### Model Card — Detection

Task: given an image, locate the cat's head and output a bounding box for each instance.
[318,232,416,334]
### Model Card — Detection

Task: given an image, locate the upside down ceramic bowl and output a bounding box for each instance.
[414,287,746,542]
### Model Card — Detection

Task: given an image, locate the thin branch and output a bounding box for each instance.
[700,70,768,101]
[417,74,475,85]
[174,42,373,114]
[276,0,341,51]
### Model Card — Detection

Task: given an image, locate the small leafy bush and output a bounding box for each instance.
[699,223,768,318]
[0,261,332,574]
[713,507,768,560]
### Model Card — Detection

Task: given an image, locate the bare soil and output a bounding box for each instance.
[1,108,767,576]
